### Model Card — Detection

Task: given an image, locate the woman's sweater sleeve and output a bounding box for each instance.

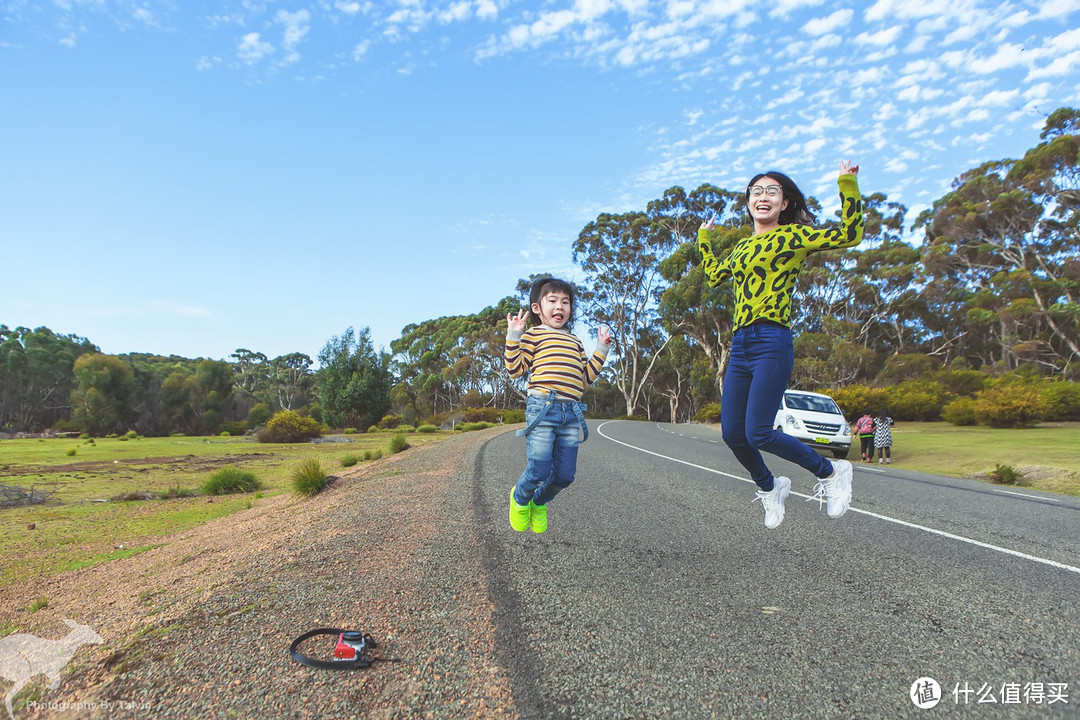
[799,174,864,252]
[697,228,731,287]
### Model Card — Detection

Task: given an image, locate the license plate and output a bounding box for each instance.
[813,437,829,444]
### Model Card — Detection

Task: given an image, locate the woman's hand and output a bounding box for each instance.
[840,160,860,176]
[506,309,527,332]
[597,325,612,347]
[699,212,718,231]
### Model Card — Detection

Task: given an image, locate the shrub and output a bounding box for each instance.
[343,428,359,435]
[159,484,196,499]
[117,435,129,441]
[202,468,262,495]
[988,463,1027,486]
[220,421,248,437]
[378,414,403,430]
[463,407,500,423]
[367,425,380,433]
[259,410,322,443]
[123,430,138,439]
[66,447,77,457]
[371,449,383,460]
[886,380,949,421]
[51,417,80,433]
[941,397,977,426]
[291,458,328,497]
[457,422,493,432]
[1041,381,1080,421]
[247,403,272,430]
[389,432,410,454]
[828,385,892,419]
[934,368,987,398]
[972,385,1049,428]
[501,409,525,425]
[417,424,438,433]
[28,597,48,613]
[694,402,723,423]
[340,455,359,468]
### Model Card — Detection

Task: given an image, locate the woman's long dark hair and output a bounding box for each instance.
[746,170,816,225]
[526,276,576,330]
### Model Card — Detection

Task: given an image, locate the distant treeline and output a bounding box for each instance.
[2,109,1079,434]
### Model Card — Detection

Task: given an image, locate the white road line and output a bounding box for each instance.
[993,489,1061,502]
[860,467,888,474]
[598,421,1080,576]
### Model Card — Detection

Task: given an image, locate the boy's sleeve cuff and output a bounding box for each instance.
[506,329,524,342]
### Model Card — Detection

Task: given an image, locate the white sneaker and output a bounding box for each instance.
[808,460,853,518]
[754,476,790,529]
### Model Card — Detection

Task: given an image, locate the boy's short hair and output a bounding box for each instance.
[527,276,576,329]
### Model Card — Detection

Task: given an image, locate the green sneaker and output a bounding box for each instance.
[529,501,547,534]
[509,489,530,532]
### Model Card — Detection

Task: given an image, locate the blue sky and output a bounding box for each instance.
[3,0,1079,363]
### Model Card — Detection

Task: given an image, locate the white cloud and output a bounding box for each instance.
[855,26,901,46]
[685,108,704,125]
[801,8,852,36]
[238,32,273,64]
[276,10,311,64]
[968,42,1026,74]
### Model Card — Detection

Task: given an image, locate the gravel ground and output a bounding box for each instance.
[0,428,516,719]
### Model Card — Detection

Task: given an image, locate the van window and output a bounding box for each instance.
[785,393,841,415]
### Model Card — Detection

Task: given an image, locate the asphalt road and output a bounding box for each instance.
[471,420,1080,720]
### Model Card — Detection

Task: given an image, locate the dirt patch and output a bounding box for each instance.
[0,427,517,718]
[0,454,274,477]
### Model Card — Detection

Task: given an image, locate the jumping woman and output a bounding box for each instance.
[698,161,864,529]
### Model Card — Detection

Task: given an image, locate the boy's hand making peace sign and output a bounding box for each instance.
[506,309,527,333]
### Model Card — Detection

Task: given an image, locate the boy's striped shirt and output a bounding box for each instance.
[505,325,608,401]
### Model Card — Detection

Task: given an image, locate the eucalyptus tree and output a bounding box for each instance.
[0,325,96,432]
[70,353,134,435]
[268,352,313,410]
[655,184,749,398]
[391,297,517,421]
[317,327,392,430]
[574,208,678,416]
[916,107,1080,374]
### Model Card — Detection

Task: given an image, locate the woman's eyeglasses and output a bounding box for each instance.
[748,185,782,197]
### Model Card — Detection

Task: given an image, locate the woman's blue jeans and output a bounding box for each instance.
[721,322,833,491]
[513,395,584,507]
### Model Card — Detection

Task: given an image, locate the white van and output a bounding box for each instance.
[774,389,851,459]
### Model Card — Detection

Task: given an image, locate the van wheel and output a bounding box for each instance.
[832,449,849,459]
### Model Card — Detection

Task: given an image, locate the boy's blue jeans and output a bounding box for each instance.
[513,394,585,507]
[721,322,833,491]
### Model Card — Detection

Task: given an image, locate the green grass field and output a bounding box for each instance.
[0,430,452,588]
[884,421,1080,496]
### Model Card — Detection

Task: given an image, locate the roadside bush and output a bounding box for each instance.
[457,422,494,432]
[1041,381,1080,421]
[941,397,977,426]
[247,403,272,430]
[159,484,197,499]
[988,463,1027,486]
[202,468,262,495]
[875,353,941,385]
[887,381,949,421]
[463,407,500,423]
[828,385,892,419]
[417,424,438,433]
[972,385,1048,428]
[367,425,380,433]
[389,432,410,454]
[694,402,723,423]
[378,414,403,430]
[258,410,322,443]
[934,368,987,398]
[220,421,248,437]
[501,409,525,424]
[340,455,360,468]
[291,458,328,497]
